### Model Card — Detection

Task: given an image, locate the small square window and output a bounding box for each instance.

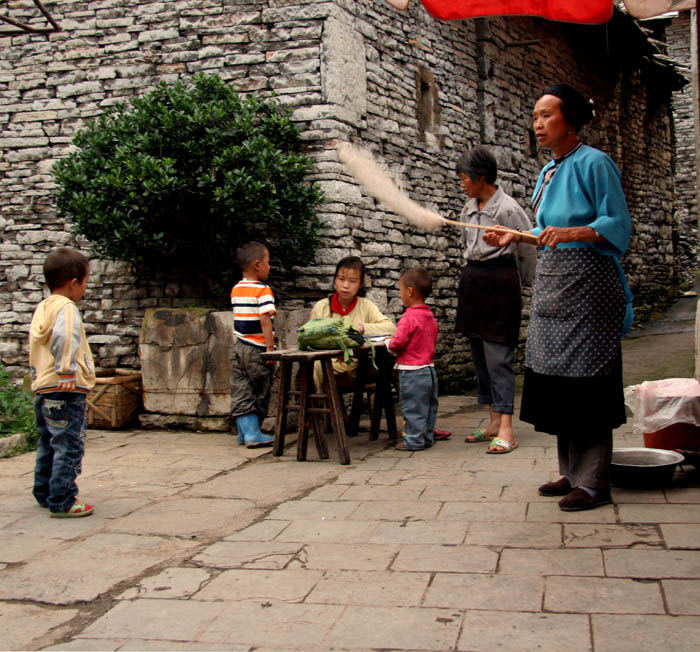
[415,66,443,147]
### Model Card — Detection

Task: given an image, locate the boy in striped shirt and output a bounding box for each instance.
[230,241,276,448]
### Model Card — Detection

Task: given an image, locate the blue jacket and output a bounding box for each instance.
[530,145,634,335]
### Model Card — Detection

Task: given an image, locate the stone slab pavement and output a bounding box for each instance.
[1,293,699,651]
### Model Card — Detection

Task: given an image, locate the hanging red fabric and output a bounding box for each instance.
[419,0,614,24]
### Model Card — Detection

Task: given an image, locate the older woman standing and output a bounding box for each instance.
[484,83,633,511]
[455,146,535,454]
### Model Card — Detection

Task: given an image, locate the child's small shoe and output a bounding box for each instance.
[245,432,274,449]
[236,414,274,448]
[395,441,424,451]
[50,501,94,518]
[433,427,451,440]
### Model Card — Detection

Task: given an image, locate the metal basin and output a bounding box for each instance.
[611,447,685,489]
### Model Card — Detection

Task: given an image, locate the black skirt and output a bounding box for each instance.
[519,350,626,438]
[455,257,521,347]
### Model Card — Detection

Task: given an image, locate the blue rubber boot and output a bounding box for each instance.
[236,414,274,449]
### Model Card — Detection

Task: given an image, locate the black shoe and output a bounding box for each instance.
[538,477,572,497]
[675,449,700,469]
[558,488,612,512]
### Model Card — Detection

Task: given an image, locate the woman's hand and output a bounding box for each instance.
[538,226,566,249]
[483,228,519,248]
[356,323,365,334]
[538,226,598,249]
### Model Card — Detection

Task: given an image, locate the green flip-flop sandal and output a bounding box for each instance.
[464,429,495,443]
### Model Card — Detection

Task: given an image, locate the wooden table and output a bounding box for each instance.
[261,342,398,465]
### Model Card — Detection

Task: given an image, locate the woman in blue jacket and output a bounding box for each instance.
[484,83,633,512]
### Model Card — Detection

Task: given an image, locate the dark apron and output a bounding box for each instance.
[455,256,521,347]
[520,248,627,436]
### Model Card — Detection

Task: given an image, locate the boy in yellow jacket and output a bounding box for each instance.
[29,247,96,517]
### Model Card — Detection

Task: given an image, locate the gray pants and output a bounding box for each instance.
[230,339,272,421]
[557,432,613,491]
[469,337,515,415]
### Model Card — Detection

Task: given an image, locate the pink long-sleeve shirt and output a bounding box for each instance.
[386,304,438,367]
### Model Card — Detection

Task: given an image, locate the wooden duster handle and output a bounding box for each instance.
[442,217,539,244]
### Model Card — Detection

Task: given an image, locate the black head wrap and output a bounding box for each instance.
[543,83,594,130]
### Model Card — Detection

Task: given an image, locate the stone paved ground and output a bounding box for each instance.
[0,293,698,651]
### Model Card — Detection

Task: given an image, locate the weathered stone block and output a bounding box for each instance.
[138,307,308,428]
[139,308,232,417]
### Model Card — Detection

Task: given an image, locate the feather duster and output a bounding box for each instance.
[336,142,536,242]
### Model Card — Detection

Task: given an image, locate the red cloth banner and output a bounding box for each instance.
[419,0,614,24]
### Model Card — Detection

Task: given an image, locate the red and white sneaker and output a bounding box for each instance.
[50,501,94,518]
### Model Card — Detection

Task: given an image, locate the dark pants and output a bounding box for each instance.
[230,338,272,421]
[557,431,613,492]
[33,392,87,513]
[399,367,439,450]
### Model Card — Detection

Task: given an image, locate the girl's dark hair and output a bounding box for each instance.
[543,83,594,130]
[334,255,366,297]
[43,247,89,291]
[454,146,498,184]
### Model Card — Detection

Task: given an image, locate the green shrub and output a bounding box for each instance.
[0,364,38,456]
[53,74,323,296]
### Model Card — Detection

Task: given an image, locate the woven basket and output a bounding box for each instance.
[87,370,142,429]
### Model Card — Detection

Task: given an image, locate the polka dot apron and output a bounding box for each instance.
[525,248,626,377]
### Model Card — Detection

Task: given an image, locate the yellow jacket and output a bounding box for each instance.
[309,296,396,337]
[29,295,96,394]
[309,296,396,387]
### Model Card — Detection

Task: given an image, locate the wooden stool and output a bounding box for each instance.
[344,350,399,442]
[266,349,350,464]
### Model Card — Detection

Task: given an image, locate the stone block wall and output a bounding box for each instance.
[0,0,685,396]
[666,11,699,283]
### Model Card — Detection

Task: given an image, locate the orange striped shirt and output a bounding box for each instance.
[230,278,276,347]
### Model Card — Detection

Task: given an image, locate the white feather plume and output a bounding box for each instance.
[336,142,446,231]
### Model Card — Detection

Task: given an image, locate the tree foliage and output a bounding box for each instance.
[53,74,323,293]
[0,363,38,456]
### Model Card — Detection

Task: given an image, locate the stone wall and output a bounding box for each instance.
[0,0,684,395]
[666,11,699,283]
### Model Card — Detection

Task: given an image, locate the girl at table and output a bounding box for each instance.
[310,256,396,390]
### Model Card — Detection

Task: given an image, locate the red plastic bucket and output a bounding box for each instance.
[643,423,700,451]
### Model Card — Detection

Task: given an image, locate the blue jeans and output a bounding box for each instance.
[33,392,87,513]
[399,367,438,450]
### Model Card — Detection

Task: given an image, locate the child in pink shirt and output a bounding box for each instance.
[387,267,439,451]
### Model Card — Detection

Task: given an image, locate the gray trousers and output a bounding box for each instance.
[557,432,613,491]
[469,337,515,415]
[230,339,272,421]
